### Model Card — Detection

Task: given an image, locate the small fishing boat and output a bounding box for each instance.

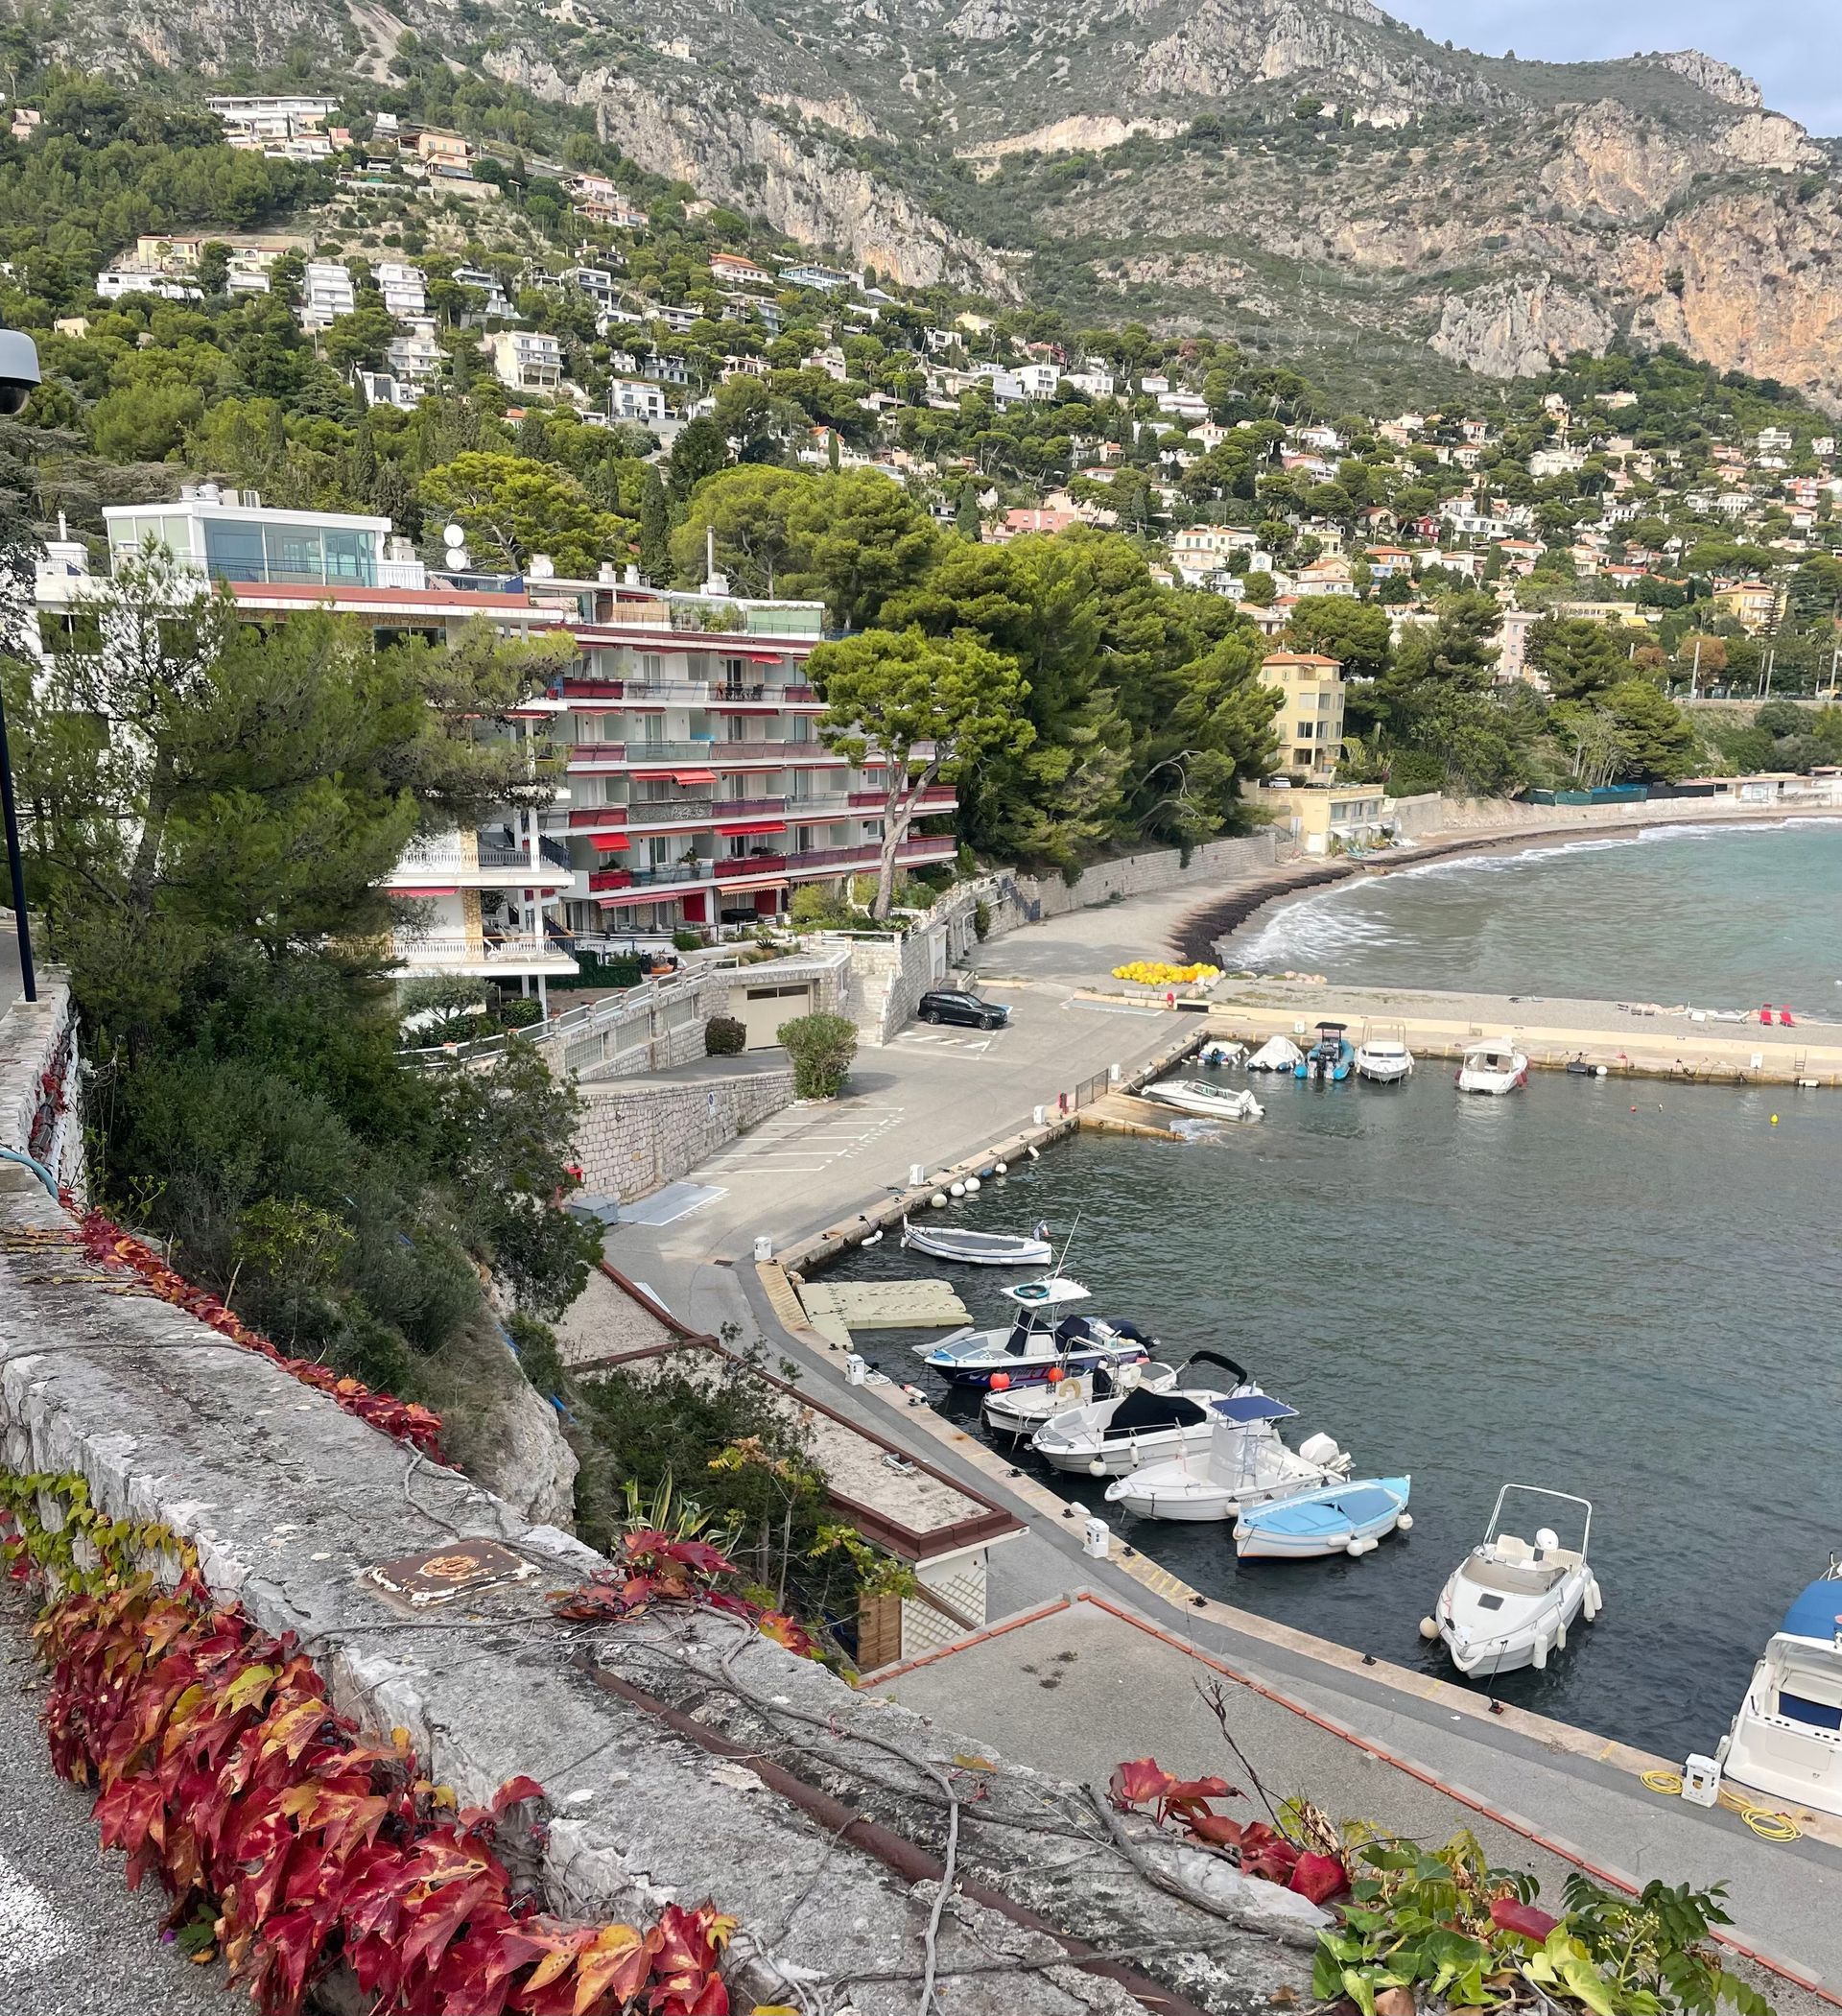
[1234,1477,1412,1560]
[1031,1349,1257,1477]
[1457,1039,1528,1095]
[917,1275,1154,1389]
[983,1359,1176,1438]
[1422,1485,1601,1676]
[1199,1041,1246,1068]
[1103,1398,1351,1523]
[1247,1035,1305,1073]
[1144,1079,1263,1122]
[1718,1559,1842,1819]
[1295,1022,1353,1082]
[1355,1030,1414,1084]
[900,1217,1053,1269]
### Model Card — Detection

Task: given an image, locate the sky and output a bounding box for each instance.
[1381,2,1842,136]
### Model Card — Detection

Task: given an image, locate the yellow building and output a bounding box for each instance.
[1712,581,1781,632]
[1262,650,1345,777]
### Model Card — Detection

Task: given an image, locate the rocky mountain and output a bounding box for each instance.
[18,0,1842,408]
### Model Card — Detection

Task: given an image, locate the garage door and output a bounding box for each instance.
[734,981,815,1049]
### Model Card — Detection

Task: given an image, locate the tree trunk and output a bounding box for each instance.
[868,756,943,920]
[127,741,177,913]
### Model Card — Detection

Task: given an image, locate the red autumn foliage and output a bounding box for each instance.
[550,1530,821,1661]
[1491,1896,1561,1941]
[73,1208,445,1459]
[35,1569,735,2015]
[1108,1755,1347,1904]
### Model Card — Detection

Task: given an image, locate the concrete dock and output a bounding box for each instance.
[1203,980,1842,1086]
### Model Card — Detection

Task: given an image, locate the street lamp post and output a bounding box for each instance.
[0,679,34,1001]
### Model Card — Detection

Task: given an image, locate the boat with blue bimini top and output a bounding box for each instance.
[1717,1558,1842,1818]
[1234,1476,1412,1560]
[1296,1022,1354,1082]
[1102,1395,1351,1523]
[1031,1350,1260,1478]
[915,1274,1155,1389]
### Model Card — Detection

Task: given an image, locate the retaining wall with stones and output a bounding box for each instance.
[573,1067,796,1201]
[0,977,86,1199]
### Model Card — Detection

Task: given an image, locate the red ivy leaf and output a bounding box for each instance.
[1289,1852,1349,1905]
[1108,1758,1176,1812]
[1491,1896,1560,1941]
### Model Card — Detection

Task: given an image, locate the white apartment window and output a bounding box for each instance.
[640,716,665,744]
[638,652,662,681]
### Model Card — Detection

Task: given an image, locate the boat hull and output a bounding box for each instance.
[1437,1570,1596,1676]
[901,1226,1053,1268]
[1355,1055,1412,1083]
[1233,1477,1409,1559]
[1037,1422,1216,1476]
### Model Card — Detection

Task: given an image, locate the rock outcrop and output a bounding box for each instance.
[1641,50,1764,108]
[1431,274,1618,379]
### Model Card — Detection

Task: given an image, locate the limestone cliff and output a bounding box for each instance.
[1430,274,1618,379]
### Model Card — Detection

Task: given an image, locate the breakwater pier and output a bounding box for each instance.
[1198,979,1842,1086]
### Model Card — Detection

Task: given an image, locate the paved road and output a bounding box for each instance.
[0,1588,227,2015]
[602,880,1225,1339]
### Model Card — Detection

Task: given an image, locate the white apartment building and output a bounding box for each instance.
[485,328,565,393]
[96,270,202,302]
[1014,362,1062,400]
[207,95,339,148]
[609,378,670,425]
[299,261,357,330]
[375,261,427,319]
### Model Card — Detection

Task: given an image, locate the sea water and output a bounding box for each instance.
[1230,820,1842,1009]
[831,1079,1842,1761]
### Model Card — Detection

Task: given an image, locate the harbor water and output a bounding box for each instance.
[826,1069,1842,1765]
[1231,819,1842,1009]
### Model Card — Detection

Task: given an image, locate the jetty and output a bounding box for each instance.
[1203,980,1842,1087]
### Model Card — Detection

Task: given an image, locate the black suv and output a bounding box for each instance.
[916,988,1009,1031]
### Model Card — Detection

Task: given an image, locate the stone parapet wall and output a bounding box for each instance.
[0,978,86,1201]
[574,1067,796,1202]
[0,1163,1311,2015]
[546,969,736,1082]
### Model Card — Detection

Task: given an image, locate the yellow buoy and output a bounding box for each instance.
[1771,1115,1780,1126]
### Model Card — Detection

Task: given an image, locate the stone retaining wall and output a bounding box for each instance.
[0,977,85,1200]
[574,1067,796,1201]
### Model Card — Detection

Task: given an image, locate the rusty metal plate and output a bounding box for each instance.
[366,1538,541,1607]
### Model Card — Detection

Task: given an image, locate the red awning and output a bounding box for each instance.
[744,652,784,663]
[674,769,718,785]
[591,834,631,851]
[717,819,787,836]
[390,886,460,896]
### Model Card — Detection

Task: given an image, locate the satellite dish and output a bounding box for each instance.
[442,522,466,549]
[448,546,472,571]
[529,553,555,579]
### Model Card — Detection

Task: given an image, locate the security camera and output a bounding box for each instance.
[0,328,40,416]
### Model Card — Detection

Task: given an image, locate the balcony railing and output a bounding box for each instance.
[782,838,956,875]
[568,744,628,766]
[622,681,712,702]
[390,834,541,875]
[715,855,789,881]
[391,932,575,969]
[623,797,716,826]
[848,787,956,811]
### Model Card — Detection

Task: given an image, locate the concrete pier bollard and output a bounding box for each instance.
[1033,1105,1046,1126]
[910,1163,926,1187]
[845,1354,867,1387]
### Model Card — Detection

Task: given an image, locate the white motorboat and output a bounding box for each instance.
[1235,1477,1411,1560]
[1424,1486,1601,1676]
[1031,1350,1257,1477]
[1144,1079,1264,1122]
[1103,1397,1351,1523]
[900,1217,1053,1269]
[917,1275,1155,1389]
[1355,1031,1415,1083]
[983,1359,1176,1439]
[1199,1041,1246,1068]
[1457,1039,1528,1095]
[1717,1559,1842,1819]
[1246,1035,1305,1073]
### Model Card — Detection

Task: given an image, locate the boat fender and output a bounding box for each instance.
[1027,1146,1040,1159]
[1396,1512,1413,1532]
[1088,1459,1107,1478]
[861,1228,883,1246]
[1346,1535,1377,1557]
[1418,1616,1439,1641]
[950,1181,966,1198]
[1532,1632,1549,1671]
[964,1175,980,1193]
[1555,1620,1568,1652]
[1583,1575,1602,1621]
[995,1161,1008,1174]
[930,1193,948,1209]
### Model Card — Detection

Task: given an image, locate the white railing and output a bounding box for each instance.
[391,933,567,969]
[377,557,430,590]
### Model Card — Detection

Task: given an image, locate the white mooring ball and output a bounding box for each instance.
[995,1160,1008,1174]
[1418,1616,1439,1641]
[949,1181,966,1198]
[964,1175,981,1194]
[930,1192,948,1209]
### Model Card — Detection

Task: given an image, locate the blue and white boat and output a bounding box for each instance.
[1718,1559,1842,1818]
[1295,1022,1354,1081]
[1234,1476,1412,1559]
[915,1275,1155,1389]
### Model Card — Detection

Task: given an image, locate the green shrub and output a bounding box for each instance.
[790,883,861,930]
[507,1312,565,1398]
[1755,700,1808,739]
[672,928,705,952]
[498,996,545,1029]
[972,899,991,940]
[705,1013,747,1055]
[777,1010,858,1099]
[1387,747,1447,796]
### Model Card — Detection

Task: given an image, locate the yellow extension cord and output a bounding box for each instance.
[1640,1767,1802,1841]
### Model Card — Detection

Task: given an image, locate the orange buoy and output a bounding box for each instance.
[989,1372,1010,1391]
